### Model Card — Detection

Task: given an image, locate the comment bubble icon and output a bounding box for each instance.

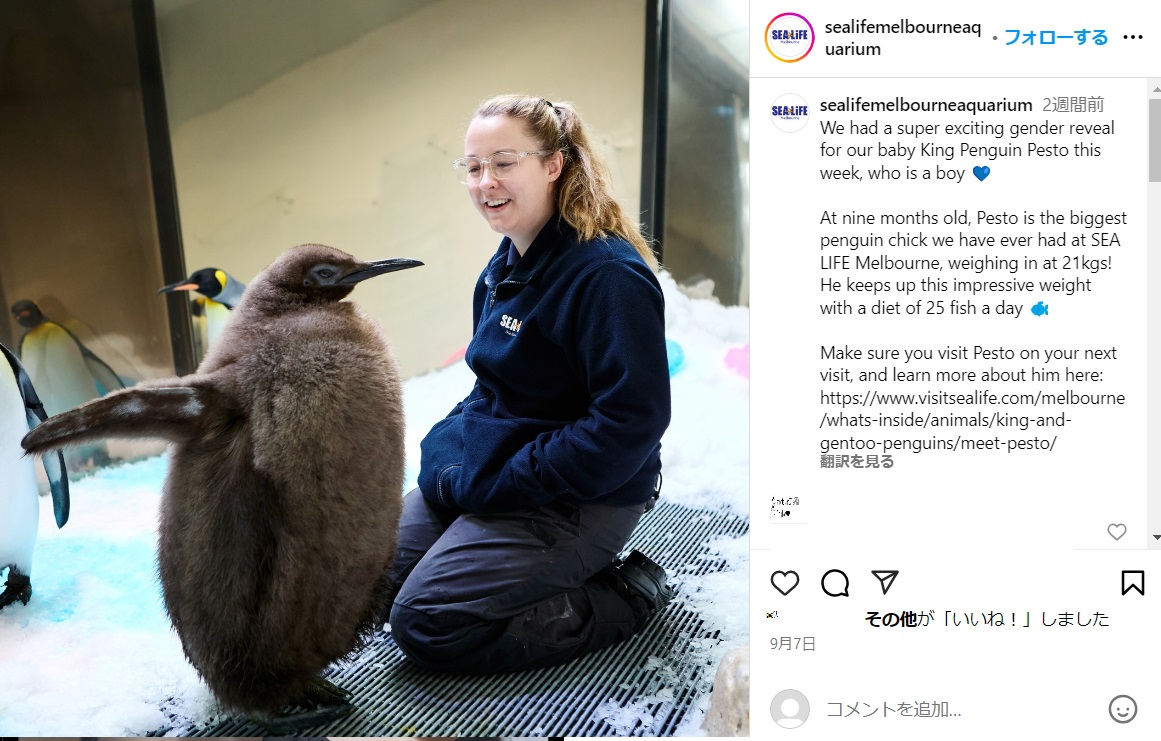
[821,569,850,597]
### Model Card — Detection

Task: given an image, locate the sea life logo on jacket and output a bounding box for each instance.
[500,314,523,336]
[770,93,809,132]
[765,13,814,62]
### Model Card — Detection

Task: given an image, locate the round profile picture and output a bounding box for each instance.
[770,94,809,133]
[770,688,810,729]
[764,13,815,62]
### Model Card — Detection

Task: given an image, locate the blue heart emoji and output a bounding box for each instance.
[973,166,991,181]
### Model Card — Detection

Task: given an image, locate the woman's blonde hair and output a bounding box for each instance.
[472,94,660,272]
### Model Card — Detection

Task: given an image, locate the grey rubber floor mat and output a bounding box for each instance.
[181,500,748,737]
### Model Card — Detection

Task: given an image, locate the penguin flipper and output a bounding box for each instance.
[78,344,127,395]
[22,386,239,455]
[47,321,127,394]
[1,342,72,527]
[36,446,71,527]
[17,373,72,528]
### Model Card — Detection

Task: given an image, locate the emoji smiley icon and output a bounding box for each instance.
[1109,695,1137,724]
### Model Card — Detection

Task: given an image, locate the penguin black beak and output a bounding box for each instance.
[339,258,424,285]
[159,281,199,294]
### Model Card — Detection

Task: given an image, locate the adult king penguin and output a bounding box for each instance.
[0,341,69,610]
[12,299,125,470]
[24,245,421,729]
[159,268,247,360]
[12,299,126,411]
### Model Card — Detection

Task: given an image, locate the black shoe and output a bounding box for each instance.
[607,550,674,615]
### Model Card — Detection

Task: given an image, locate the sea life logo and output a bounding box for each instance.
[765,13,814,62]
[770,93,809,133]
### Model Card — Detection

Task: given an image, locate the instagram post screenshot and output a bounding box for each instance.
[0,1,750,738]
[1,0,1156,739]
[752,1,1157,738]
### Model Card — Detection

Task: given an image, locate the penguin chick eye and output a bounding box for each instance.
[305,264,342,287]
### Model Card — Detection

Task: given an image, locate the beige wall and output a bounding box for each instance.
[164,0,646,378]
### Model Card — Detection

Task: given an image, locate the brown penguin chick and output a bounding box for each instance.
[23,244,422,728]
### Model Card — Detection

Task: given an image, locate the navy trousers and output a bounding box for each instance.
[387,488,647,673]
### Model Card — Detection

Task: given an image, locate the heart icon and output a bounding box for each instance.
[1108,523,1127,541]
[973,166,991,181]
[771,570,800,596]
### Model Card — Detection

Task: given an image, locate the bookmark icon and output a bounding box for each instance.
[1121,570,1145,596]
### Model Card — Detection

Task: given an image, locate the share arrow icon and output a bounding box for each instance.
[872,570,899,595]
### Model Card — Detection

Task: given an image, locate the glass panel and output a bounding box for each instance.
[664,0,750,306]
[0,0,170,470]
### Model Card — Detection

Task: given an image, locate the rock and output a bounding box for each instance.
[701,647,749,735]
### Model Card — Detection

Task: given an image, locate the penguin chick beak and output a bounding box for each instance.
[339,258,424,285]
[159,281,199,294]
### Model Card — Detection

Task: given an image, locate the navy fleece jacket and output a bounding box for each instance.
[417,217,671,513]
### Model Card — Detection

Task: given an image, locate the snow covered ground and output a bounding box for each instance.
[0,272,749,735]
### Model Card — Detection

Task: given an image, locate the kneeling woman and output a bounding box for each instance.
[388,94,672,673]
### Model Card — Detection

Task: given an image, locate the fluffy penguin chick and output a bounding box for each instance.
[23,244,422,724]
